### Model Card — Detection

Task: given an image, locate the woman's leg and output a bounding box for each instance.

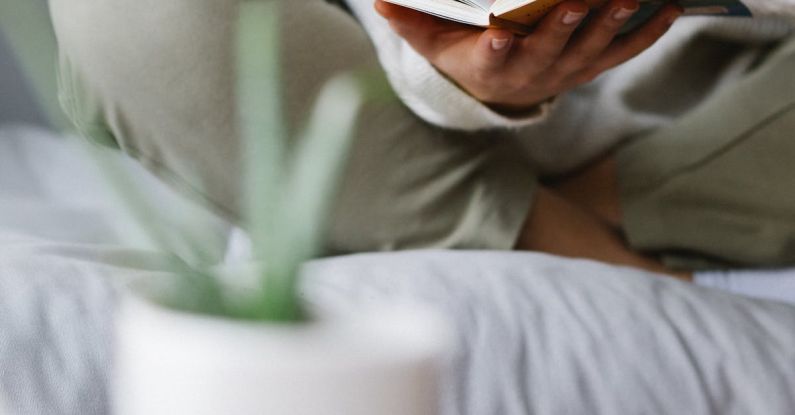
[516,185,691,279]
[557,35,795,271]
[50,0,540,254]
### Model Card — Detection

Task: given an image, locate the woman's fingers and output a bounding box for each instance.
[513,1,589,71]
[376,0,682,109]
[581,3,682,78]
[554,0,640,73]
[470,29,515,73]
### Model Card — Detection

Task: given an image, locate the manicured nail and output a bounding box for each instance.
[612,7,637,20]
[562,11,586,25]
[491,37,510,51]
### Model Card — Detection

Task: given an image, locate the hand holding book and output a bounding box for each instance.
[376,0,683,112]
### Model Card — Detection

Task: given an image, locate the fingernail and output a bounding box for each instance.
[562,11,586,25]
[491,37,510,51]
[612,7,637,20]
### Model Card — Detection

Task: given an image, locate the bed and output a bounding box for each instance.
[2,124,795,414]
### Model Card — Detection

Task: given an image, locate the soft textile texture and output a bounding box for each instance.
[617,35,795,269]
[697,269,795,303]
[346,0,794,172]
[50,0,540,253]
[50,0,795,260]
[3,126,795,414]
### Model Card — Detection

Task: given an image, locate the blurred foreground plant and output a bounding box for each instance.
[236,0,362,321]
[0,0,363,322]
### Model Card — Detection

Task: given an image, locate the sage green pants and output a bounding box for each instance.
[51,0,537,254]
[51,0,795,269]
[618,36,795,270]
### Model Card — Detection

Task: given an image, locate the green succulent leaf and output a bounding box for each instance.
[238,0,287,263]
[3,0,364,322]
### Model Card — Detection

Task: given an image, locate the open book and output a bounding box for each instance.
[383,0,752,33]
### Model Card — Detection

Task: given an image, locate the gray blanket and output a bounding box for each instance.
[2,125,795,414]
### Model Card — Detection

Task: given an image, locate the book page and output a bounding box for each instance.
[461,0,496,11]
[384,0,489,25]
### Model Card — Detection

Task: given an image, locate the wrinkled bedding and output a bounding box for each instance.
[1,125,795,415]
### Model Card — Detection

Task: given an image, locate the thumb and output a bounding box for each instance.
[375,0,469,57]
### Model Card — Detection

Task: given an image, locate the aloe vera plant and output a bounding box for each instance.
[237,0,363,321]
[0,0,363,322]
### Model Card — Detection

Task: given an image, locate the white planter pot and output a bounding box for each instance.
[112,280,450,415]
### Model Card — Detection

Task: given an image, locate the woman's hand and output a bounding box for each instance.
[375,0,683,112]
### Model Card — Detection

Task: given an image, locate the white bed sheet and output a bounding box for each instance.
[2,125,795,414]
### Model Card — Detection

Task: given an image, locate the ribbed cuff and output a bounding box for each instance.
[395,43,555,131]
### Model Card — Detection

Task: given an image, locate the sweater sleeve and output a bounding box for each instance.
[343,0,555,131]
[741,0,795,22]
